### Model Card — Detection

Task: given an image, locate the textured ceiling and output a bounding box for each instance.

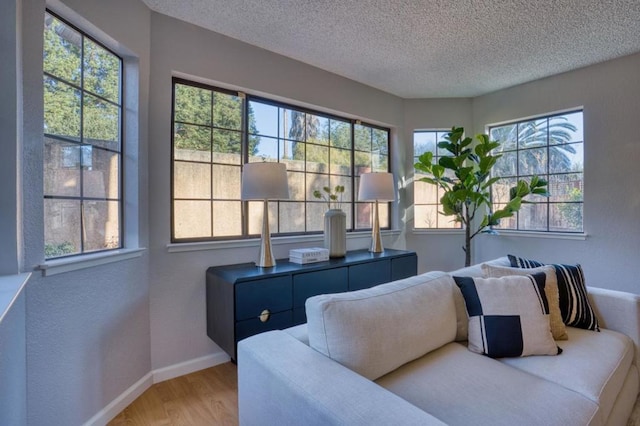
[141,0,640,98]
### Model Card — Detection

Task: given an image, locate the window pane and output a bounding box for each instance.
[354,124,371,151]
[414,204,438,229]
[83,148,120,199]
[175,84,211,125]
[329,147,351,175]
[174,123,211,162]
[44,77,81,140]
[355,202,371,229]
[550,203,583,232]
[212,165,241,199]
[490,124,517,152]
[518,119,547,148]
[251,136,279,162]
[44,138,80,197]
[83,200,120,252]
[249,101,278,137]
[279,140,303,169]
[248,201,277,235]
[549,143,583,174]
[287,171,305,201]
[551,112,583,144]
[354,151,371,174]
[494,151,517,177]
[83,38,120,103]
[492,177,517,203]
[212,129,242,164]
[373,154,388,172]
[518,203,547,231]
[549,173,583,202]
[330,119,351,148]
[306,144,329,173]
[372,129,388,155]
[213,91,242,130]
[330,175,352,203]
[174,162,211,199]
[491,203,517,230]
[43,13,81,84]
[279,202,305,233]
[83,93,120,148]
[414,132,436,157]
[518,148,547,176]
[174,200,211,239]
[306,202,325,232]
[307,174,329,201]
[44,198,81,257]
[213,201,241,237]
[414,177,438,204]
[280,109,305,141]
[379,203,389,229]
[307,114,329,145]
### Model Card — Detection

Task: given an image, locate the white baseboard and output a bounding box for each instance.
[152,352,230,383]
[83,371,153,426]
[83,351,230,426]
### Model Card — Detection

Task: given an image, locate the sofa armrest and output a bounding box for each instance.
[588,286,640,363]
[238,330,445,426]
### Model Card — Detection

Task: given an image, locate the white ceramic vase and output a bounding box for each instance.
[324,209,346,258]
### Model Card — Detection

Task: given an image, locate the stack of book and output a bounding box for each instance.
[289,247,330,264]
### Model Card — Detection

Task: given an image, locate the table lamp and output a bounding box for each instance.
[358,172,395,253]
[241,162,290,267]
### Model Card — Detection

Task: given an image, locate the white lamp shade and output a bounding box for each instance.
[358,172,395,201]
[241,162,290,200]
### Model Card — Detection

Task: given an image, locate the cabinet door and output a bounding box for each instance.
[293,267,348,309]
[236,276,292,321]
[348,260,391,291]
[391,255,418,280]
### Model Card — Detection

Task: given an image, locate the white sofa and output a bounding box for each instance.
[237,257,640,425]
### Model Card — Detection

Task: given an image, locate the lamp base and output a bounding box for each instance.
[369,200,384,253]
[256,199,276,267]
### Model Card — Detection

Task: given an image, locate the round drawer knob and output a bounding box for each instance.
[259,309,271,323]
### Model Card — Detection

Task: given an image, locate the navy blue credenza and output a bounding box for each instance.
[206,249,418,361]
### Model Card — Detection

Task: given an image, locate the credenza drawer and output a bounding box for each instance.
[235,276,292,321]
[236,310,293,341]
[292,267,348,308]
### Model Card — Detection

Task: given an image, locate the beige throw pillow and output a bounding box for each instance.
[482,264,568,340]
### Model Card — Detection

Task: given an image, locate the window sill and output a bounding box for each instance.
[37,248,146,277]
[0,273,30,324]
[487,230,587,240]
[166,230,402,253]
[412,228,464,235]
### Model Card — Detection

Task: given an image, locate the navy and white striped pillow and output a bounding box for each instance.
[508,255,600,331]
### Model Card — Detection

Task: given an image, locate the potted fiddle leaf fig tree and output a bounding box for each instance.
[414,127,548,266]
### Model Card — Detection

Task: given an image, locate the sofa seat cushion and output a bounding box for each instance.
[306,271,457,380]
[376,342,599,426]
[499,327,634,425]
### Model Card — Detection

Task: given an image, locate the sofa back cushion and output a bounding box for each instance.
[306,271,457,380]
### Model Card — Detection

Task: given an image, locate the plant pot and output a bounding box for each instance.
[324,209,346,258]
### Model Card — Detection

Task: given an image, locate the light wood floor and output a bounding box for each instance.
[108,362,238,426]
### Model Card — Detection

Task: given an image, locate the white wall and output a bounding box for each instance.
[470,52,640,293]
[20,0,151,424]
[0,290,26,426]
[147,12,407,370]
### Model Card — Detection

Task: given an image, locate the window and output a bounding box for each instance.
[171,78,390,242]
[43,11,123,259]
[489,110,584,232]
[413,130,461,229]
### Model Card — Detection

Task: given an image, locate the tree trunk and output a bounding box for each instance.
[465,224,471,267]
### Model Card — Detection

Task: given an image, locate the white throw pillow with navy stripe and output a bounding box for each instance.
[454,273,561,358]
